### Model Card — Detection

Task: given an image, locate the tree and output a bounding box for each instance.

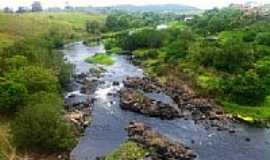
[16,7,28,13]
[4,66,58,94]
[86,20,101,34]
[105,14,122,31]
[3,7,13,13]
[31,1,42,12]
[11,93,76,151]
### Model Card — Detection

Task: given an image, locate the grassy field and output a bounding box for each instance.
[0,12,106,48]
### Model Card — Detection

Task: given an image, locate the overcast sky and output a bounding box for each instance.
[1,0,270,9]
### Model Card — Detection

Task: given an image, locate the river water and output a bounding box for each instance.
[63,42,270,160]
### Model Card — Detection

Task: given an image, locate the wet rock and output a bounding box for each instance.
[245,138,251,142]
[123,77,161,92]
[89,66,106,77]
[65,107,92,134]
[112,81,120,86]
[229,129,236,134]
[127,122,196,160]
[120,88,180,120]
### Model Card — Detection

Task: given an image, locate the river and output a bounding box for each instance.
[63,42,270,160]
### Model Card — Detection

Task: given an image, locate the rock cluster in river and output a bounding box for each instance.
[122,77,233,131]
[64,95,93,135]
[64,69,105,135]
[120,88,180,120]
[128,122,196,160]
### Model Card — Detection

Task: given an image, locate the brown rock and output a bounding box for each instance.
[127,122,196,160]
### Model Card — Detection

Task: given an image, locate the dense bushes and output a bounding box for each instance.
[5,66,58,94]
[190,8,256,35]
[0,79,28,113]
[119,28,165,51]
[220,71,267,105]
[105,12,183,32]
[190,39,255,73]
[256,32,270,46]
[11,93,76,151]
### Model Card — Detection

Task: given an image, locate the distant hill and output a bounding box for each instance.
[106,4,200,13]
[70,4,201,14]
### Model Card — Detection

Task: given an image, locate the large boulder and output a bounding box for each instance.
[120,88,180,120]
[127,122,196,160]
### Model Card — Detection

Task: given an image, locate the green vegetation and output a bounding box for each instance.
[0,11,104,158]
[222,96,270,123]
[110,7,270,123]
[85,54,115,65]
[105,141,149,160]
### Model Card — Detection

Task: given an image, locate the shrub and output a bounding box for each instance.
[0,78,28,113]
[11,93,76,151]
[105,141,148,160]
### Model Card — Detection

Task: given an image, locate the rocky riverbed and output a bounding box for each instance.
[62,42,270,160]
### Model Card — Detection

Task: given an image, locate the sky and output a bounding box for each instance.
[0,0,270,9]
